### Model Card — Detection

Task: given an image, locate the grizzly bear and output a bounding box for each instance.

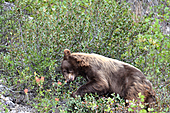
[61,49,155,104]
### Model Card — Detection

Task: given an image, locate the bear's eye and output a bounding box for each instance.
[69,70,73,73]
[69,69,74,73]
[63,70,67,73]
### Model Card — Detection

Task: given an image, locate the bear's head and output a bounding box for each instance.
[61,49,78,82]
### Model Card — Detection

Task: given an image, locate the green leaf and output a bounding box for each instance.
[139,103,144,108]
[148,108,154,111]
[139,109,147,113]
[128,108,134,111]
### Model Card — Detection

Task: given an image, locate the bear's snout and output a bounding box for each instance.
[65,73,75,82]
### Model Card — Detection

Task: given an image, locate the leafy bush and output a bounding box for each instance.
[0,0,169,112]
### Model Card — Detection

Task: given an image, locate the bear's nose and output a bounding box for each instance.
[70,76,74,81]
[67,74,75,82]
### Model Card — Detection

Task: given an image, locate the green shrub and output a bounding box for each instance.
[0,0,169,112]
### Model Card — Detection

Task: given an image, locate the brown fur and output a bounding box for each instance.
[61,49,156,104]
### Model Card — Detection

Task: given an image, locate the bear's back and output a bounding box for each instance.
[71,52,142,74]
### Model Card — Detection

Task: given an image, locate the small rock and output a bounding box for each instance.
[6,100,15,108]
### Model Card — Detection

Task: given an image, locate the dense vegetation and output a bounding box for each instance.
[0,0,169,112]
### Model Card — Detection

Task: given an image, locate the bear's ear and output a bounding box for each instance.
[64,49,71,60]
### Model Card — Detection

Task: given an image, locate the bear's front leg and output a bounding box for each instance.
[72,80,109,98]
